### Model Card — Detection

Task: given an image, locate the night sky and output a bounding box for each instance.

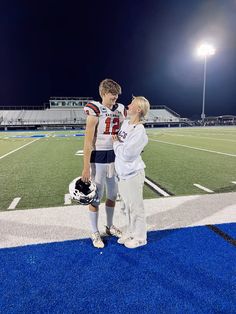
[1,0,236,118]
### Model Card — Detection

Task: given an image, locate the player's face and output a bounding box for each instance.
[103,93,118,106]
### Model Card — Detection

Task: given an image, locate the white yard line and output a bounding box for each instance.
[193,184,214,193]
[8,197,21,210]
[232,181,236,185]
[0,139,39,160]
[149,138,236,157]
[64,194,72,205]
[75,150,84,156]
[144,178,170,197]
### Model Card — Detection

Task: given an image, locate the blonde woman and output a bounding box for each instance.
[112,96,150,248]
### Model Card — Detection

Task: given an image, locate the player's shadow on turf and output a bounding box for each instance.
[214,185,236,193]
[146,193,236,231]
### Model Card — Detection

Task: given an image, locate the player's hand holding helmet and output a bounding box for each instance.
[69,177,97,205]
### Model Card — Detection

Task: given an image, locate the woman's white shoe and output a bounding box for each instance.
[124,238,147,249]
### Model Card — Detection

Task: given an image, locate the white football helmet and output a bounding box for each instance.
[69,177,97,205]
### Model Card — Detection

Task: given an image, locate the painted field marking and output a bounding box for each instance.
[232,181,236,185]
[64,194,72,205]
[144,177,170,197]
[163,133,236,143]
[149,138,236,157]
[8,197,21,210]
[75,150,84,156]
[0,139,39,160]
[193,184,214,193]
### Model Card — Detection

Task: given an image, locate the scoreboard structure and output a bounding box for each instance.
[49,97,93,108]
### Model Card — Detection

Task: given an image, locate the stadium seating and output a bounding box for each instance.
[146,107,180,122]
[0,105,186,127]
[0,108,86,126]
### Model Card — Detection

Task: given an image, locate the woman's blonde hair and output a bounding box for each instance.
[99,79,122,97]
[132,96,150,120]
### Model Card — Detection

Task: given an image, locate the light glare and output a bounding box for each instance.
[197,43,215,57]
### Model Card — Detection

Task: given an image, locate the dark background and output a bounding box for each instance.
[1,0,236,118]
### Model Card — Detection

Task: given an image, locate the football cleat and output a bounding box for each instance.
[69,177,97,205]
[91,232,104,248]
[106,225,122,238]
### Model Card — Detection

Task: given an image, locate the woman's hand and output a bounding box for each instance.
[112,135,119,142]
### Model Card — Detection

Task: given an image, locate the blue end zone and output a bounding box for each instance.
[0,224,235,313]
[55,134,85,137]
[215,223,236,238]
[11,135,47,138]
[5,134,85,138]
[31,135,46,138]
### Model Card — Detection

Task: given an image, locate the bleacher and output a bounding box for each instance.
[0,108,86,128]
[147,108,180,123]
[0,102,192,130]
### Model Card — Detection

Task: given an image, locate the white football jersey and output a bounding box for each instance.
[84,101,127,150]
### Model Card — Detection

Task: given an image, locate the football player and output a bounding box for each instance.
[82,79,127,248]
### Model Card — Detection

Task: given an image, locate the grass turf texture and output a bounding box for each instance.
[0,127,236,210]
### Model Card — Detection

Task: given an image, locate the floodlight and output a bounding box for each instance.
[195,43,216,124]
[197,43,215,57]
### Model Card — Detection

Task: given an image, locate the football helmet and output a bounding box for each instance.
[69,177,97,205]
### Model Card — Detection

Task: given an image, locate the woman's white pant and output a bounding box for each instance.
[118,170,147,242]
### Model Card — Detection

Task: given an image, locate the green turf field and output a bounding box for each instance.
[0,127,236,211]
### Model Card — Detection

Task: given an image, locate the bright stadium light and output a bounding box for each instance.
[196,43,215,124]
[197,43,215,57]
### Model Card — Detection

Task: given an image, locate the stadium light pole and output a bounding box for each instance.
[197,43,215,125]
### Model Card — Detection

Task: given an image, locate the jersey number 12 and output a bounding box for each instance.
[103,117,120,135]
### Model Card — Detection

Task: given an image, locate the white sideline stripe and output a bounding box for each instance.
[64,194,72,205]
[75,150,84,156]
[145,178,170,197]
[149,138,236,157]
[1,192,236,249]
[0,139,39,160]
[8,197,21,210]
[232,181,236,185]
[193,184,214,193]
[2,191,236,249]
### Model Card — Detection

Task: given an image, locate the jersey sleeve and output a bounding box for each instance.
[116,103,127,120]
[84,102,100,117]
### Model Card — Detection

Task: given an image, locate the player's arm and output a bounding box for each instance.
[82,115,98,182]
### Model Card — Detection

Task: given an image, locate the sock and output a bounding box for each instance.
[89,211,99,233]
[105,206,114,228]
